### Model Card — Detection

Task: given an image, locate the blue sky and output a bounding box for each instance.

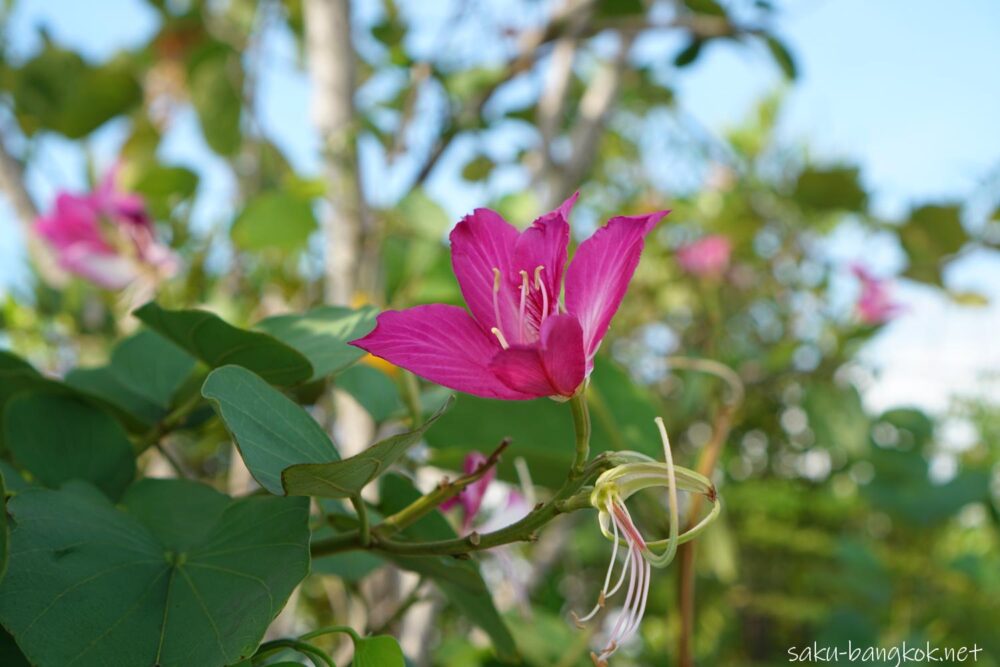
[1,0,998,412]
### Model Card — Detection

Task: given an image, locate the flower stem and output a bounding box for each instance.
[350,494,371,547]
[252,638,334,667]
[569,390,592,478]
[299,625,362,643]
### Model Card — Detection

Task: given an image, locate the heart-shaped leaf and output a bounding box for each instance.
[135,302,312,386]
[335,365,403,423]
[257,306,377,381]
[0,479,310,667]
[66,330,196,425]
[202,365,339,495]
[281,396,453,499]
[3,392,136,500]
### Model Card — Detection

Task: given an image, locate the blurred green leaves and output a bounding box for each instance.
[231,192,318,253]
[7,46,141,137]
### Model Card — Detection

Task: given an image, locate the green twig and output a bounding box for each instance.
[350,494,371,547]
[252,638,334,667]
[569,390,592,478]
[299,625,362,643]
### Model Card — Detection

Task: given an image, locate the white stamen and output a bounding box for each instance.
[491,267,504,337]
[490,327,510,349]
[518,269,530,341]
[574,500,623,626]
[534,265,549,322]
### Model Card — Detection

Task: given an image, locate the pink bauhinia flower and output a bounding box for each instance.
[351,194,668,399]
[35,164,178,290]
[851,263,903,325]
[675,234,731,278]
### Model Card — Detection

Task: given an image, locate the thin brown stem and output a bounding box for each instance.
[669,357,743,667]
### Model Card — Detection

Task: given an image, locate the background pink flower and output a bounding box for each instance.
[34,165,178,290]
[676,234,732,277]
[852,263,903,324]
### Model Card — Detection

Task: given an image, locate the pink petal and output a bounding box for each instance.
[449,208,523,340]
[60,245,137,290]
[511,193,577,334]
[564,210,668,359]
[489,314,586,398]
[350,305,533,400]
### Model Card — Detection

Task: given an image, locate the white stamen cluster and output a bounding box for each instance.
[489,265,550,349]
[572,418,721,665]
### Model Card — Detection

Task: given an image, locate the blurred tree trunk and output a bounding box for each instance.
[304,0,366,307]
[0,136,65,286]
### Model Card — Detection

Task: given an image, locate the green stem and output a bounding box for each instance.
[300,625,362,643]
[398,371,423,425]
[350,494,370,547]
[312,460,606,559]
[253,639,334,667]
[372,438,509,539]
[569,390,592,478]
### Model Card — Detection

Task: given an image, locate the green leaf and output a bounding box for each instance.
[764,35,797,80]
[353,635,405,667]
[3,392,136,500]
[900,204,966,284]
[188,45,243,155]
[231,192,318,253]
[66,330,196,425]
[257,306,377,381]
[793,166,867,212]
[281,396,454,498]
[202,365,339,495]
[803,384,869,457]
[596,0,645,16]
[0,480,310,667]
[130,164,199,219]
[10,47,141,137]
[134,302,312,386]
[0,469,8,584]
[0,351,33,373]
[0,627,29,667]
[336,365,402,423]
[460,155,495,182]
[865,447,990,526]
[674,39,704,67]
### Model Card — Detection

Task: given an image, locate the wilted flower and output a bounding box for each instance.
[35,164,178,290]
[351,195,669,400]
[574,418,720,666]
[676,234,731,278]
[851,263,903,325]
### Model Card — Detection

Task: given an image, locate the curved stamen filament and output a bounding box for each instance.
[491,327,510,349]
[518,270,530,341]
[534,266,549,322]
[573,499,624,627]
[491,268,504,334]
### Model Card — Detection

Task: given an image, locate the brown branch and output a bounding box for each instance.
[669,357,743,667]
[0,134,64,286]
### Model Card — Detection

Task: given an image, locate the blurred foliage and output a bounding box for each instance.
[0,0,998,666]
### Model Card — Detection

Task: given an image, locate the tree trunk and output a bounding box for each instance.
[304,0,366,306]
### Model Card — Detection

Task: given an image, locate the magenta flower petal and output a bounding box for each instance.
[565,210,668,359]
[489,314,586,398]
[512,193,577,328]
[350,305,533,400]
[449,208,522,338]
